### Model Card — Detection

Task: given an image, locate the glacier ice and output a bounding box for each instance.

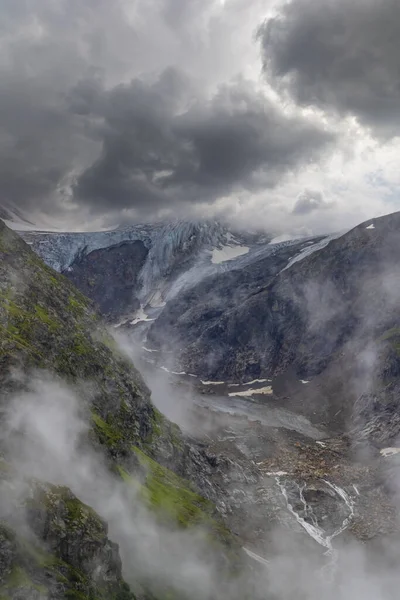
[20,219,333,321]
[21,220,275,309]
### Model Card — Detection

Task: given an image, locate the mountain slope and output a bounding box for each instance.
[0,202,36,232]
[0,220,241,600]
[148,212,400,442]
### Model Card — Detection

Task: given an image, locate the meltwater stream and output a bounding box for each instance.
[242,476,355,575]
[272,474,354,567]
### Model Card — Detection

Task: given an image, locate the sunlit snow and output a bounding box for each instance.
[160,366,187,375]
[130,307,155,325]
[211,245,249,264]
[366,223,375,230]
[380,447,400,457]
[228,385,273,397]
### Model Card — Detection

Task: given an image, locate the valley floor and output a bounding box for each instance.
[137,356,400,568]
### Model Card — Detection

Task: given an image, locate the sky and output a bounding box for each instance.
[1,0,400,234]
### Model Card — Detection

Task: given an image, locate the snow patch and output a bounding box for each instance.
[211,245,249,264]
[201,380,225,385]
[113,319,129,329]
[316,441,326,448]
[281,232,344,273]
[243,547,270,566]
[160,366,187,376]
[130,307,155,326]
[301,380,310,384]
[228,386,273,398]
[242,378,270,386]
[380,447,400,457]
[142,346,159,353]
[366,223,375,230]
[148,289,166,308]
[275,477,354,561]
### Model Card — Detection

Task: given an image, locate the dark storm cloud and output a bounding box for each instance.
[74,73,334,215]
[0,0,334,224]
[0,68,93,212]
[259,0,400,136]
[0,0,133,217]
[292,189,334,215]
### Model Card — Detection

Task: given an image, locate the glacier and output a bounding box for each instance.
[19,219,336,325]
[21,224,158,272]
[19,220,269,320]
[21,220,277,309]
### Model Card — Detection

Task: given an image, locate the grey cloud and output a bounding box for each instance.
[0,0,134,219]
[74,74,334,217]
[259,0,400,136]
[0,0,335,226]
[292,189,334,215]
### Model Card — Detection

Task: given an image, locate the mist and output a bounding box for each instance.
[2,358,400,600]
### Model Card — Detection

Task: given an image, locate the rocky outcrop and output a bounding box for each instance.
[64,240,149,321]
[0,478,134,600]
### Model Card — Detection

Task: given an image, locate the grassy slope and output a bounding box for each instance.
[0,221,238,599]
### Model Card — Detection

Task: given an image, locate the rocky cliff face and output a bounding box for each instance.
[65,240,149,321]
[0,477,134,600]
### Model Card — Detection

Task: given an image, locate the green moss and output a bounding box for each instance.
[68,295,89,318]
[122,447,215,528]
[169,423,184,451]
[149,408,163,439]
[53,333,102,376]
[17,537,58,569]
[49,275,60,287]
[6,566,32,588]
[94,330,119,353]
[73,333,94,356]
[92,412,123,448]
[379,327,400,356]
[64,591,90,599]
[143,408,183,452]
[0,295,60,356]
[0,321,43,359]
[0,565,47,595]
[0,457,13,474]
[379,327,400,341]
[34,304,60,331]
